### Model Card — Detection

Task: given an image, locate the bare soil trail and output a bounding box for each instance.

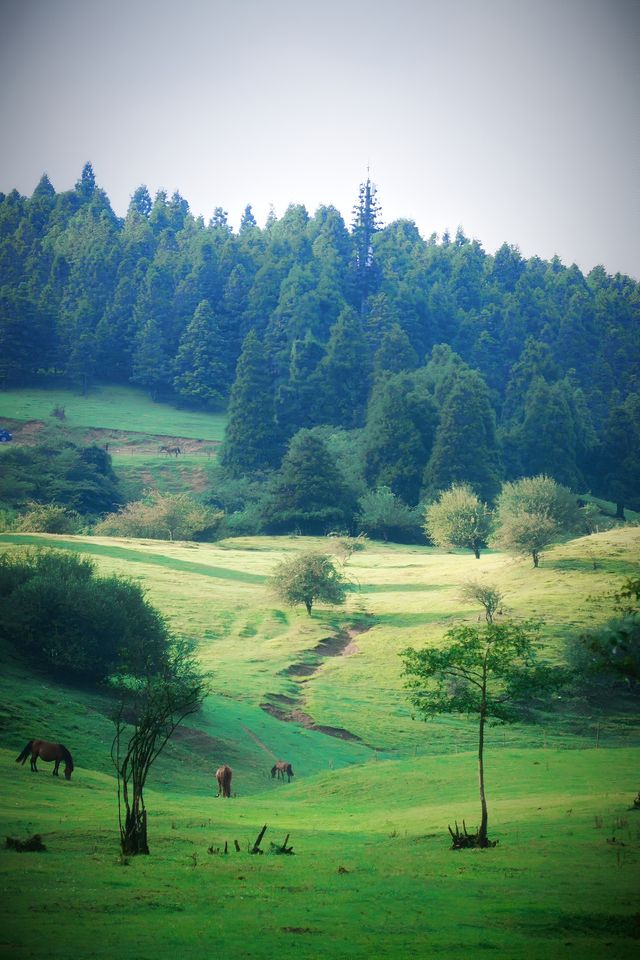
[260,622,374,742]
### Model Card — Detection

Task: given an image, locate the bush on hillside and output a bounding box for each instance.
[15,502,83,534]
[0,437,121,516]
[0,549,172,682]
[95,491,223,541]
[357,486,423,542]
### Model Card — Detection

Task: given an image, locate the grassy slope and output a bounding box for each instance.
[0,384,226,440]
[0,384,226,498]
[1,524,639,956]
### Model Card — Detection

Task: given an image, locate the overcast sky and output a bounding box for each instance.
[1,0,638,278]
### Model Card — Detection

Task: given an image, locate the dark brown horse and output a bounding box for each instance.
[216,764,232,798]
[271,760,294,782]
[16,740,74,780]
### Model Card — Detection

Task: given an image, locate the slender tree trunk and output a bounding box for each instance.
[121,803,149,855]
[615,502,625,521]
[478,708,489,846]
[305,599,312,615]
[532,550,539,568]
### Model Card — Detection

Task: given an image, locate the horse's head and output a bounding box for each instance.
[287,765,294,777]
[64,763,73,780]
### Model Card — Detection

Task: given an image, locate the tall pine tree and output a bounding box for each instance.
[219,330,282,476]
[424,369,502,502]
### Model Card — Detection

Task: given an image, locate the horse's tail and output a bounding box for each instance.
[15,741,34,765]
[60,745,74,772]
[271,764,277,778]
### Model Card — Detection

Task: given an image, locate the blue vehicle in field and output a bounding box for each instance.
[0,429,13,442]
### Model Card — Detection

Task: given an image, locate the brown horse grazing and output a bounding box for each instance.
[271,760,294,782]
[216,764,232,798]
[16,740,74,780]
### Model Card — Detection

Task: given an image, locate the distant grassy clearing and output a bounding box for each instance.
[0,384,226,440]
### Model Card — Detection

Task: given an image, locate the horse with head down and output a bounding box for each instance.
[216,764,232,798]
[271,760,294,782]
[16,740,74,780]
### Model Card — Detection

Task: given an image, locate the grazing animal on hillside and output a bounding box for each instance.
[159,445,181,457]
[271,760,294,782]
[216,764,233,798]
[16,740,74,780]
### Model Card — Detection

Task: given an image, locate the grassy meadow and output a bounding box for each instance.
[1,524,639,958]
[0,384,225,498]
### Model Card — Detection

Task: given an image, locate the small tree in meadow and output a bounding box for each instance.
[459,580,504,624]
[269,552,349,615]
[492,475,580,567]
[402,619,565,847]
[424,483,492,559]
[111,639,207,856]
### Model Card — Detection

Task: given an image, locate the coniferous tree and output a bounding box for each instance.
[129,186,152,218]
[219,330,282,476]
[595,394,640,519]
[264,428,357,534]
[315,307,372,428]
[131,317,172,401]
[351,175,382,312]
[424,369,502,503]
[275,333,327,438]
[364,372,437,505]
[516,378,580,488]
[75,161,96,200]
[239,204,257,232]
[173,300,228,407]
[373,323,419,377]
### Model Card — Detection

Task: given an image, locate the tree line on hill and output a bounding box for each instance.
[1,163,639,526]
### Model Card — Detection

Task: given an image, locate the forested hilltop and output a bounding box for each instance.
[1,163,639,531]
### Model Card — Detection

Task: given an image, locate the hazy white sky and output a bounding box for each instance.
[1,0,638,277]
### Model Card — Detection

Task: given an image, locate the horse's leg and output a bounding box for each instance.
[53,760,59,777]
[30,755,37,772]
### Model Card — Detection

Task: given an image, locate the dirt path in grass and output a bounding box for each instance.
[260,622,374,742]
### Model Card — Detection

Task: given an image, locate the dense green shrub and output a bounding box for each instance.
[0,438,121,516]
[0,549,171,682]
[357,486,423,542]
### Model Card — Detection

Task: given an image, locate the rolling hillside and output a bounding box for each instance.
[1,526,639,958]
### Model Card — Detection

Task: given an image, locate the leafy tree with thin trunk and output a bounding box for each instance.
[269,552,349,616]
[424,483,493,559]
[111,639,206,856]
[492,474,580,567]
[459,580,504,624]
[402,620,563,847]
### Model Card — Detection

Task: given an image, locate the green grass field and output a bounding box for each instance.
[0,384,227,441]
[1,526,639,958]
[0,384,226,498]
